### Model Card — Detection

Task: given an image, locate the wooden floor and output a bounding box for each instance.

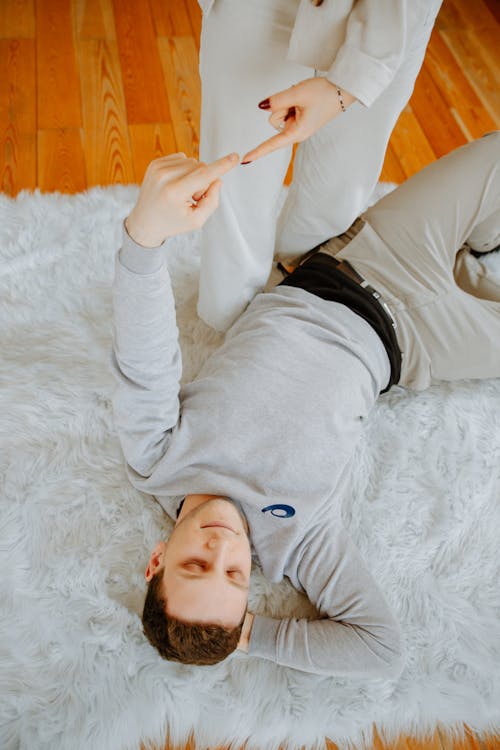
[0,0,499,195]
[2,1,499,749]
[168,726,500,750]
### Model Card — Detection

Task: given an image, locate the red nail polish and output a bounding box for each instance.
[241,161,252,165]
[258,98,271,110]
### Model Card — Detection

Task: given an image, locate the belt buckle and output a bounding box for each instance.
[362,282,397,331]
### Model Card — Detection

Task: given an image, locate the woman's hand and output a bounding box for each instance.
[125,151,239,248]
[241,77,356,164]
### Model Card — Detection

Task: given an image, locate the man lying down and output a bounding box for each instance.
[111,132,500,675]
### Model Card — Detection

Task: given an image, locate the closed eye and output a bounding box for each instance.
[227,569,244,579]
[178,563,249,591]
[184,562,244,580]
[184,560,205,570]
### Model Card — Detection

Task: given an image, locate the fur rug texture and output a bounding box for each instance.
[1,184,500,750]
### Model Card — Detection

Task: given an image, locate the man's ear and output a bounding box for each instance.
[145,541,167,581]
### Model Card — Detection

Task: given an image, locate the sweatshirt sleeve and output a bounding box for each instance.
[248,523,404,678]
[326,0,408,107]
[111,224,182,479]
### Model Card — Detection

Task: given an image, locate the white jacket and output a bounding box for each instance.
[197,0,441,107]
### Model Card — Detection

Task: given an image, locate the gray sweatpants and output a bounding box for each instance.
[329,133,500,390]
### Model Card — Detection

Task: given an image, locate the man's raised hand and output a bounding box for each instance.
[125,152,239,248]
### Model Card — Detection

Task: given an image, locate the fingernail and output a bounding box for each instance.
[258,98,271,110]
[241,161,252,165]
[284,106,295,121]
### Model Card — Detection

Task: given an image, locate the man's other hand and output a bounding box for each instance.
[125,152,239,248]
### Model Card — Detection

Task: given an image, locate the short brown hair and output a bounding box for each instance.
[142,569,245,665]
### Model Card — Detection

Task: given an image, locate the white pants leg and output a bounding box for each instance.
[197,0,440,331]
[275,2,442,259]
[197,0,308,331]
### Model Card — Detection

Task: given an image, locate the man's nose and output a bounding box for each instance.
[205,535,233,574]
[206,533,231,550]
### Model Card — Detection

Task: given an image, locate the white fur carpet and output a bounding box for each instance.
[1,185,500,750]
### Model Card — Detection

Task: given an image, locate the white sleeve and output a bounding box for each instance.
[326,0,409,106]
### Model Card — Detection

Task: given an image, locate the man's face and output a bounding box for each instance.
[146,498,252,629]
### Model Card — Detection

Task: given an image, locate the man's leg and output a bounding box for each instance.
[466,209,500,254]
[454,246,500,302]
[363,132,500,278]
[335,133,500,388]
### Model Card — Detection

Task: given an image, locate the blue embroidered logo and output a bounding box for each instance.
[261,504,295,518]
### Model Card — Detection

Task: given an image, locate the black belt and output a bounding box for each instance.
[278,252,402,392]
[326,256,398,332]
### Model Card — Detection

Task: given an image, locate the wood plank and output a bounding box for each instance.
[325,738,340,750]
[449,0,499,26]
[371,725,388,750]
[435,0,463,32]
[148,0,192,37]
[372,727,444,750]
[460,726,492,750]
[38,128,86,192]
[78,38,134,186]
[72,0,116,41]
[380,141,406,184]
[0,0,35,38]
[128,123,177,182]
[424,29,496,141]
[0,38,36,132]
[0,126,36,196]
[478,733,500,750]
[283,144,295,186]
[157,35,200,157]
[438,728,479,750]
[36,0,82,129]
[409,60,467,157]
[185,0,202,50]
[112,0,170,124]
[448,0,500,71]
[439,26,500,128]
[0,39,36,195]
[481,0,500,25]
[384,106,436,179]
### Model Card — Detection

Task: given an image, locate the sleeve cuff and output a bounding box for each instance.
[247,614,280,662]
[327,45,399,107]
[118,221,168,275]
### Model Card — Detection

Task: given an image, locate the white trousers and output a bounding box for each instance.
[197,0,441,330]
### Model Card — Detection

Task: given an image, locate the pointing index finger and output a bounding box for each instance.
[242,132,292,163]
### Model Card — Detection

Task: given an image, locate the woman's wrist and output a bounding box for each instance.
[326,80,356,113]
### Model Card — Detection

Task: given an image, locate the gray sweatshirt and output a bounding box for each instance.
[112,227,404,678]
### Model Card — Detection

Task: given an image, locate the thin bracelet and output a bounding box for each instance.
[336,86,346,113]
